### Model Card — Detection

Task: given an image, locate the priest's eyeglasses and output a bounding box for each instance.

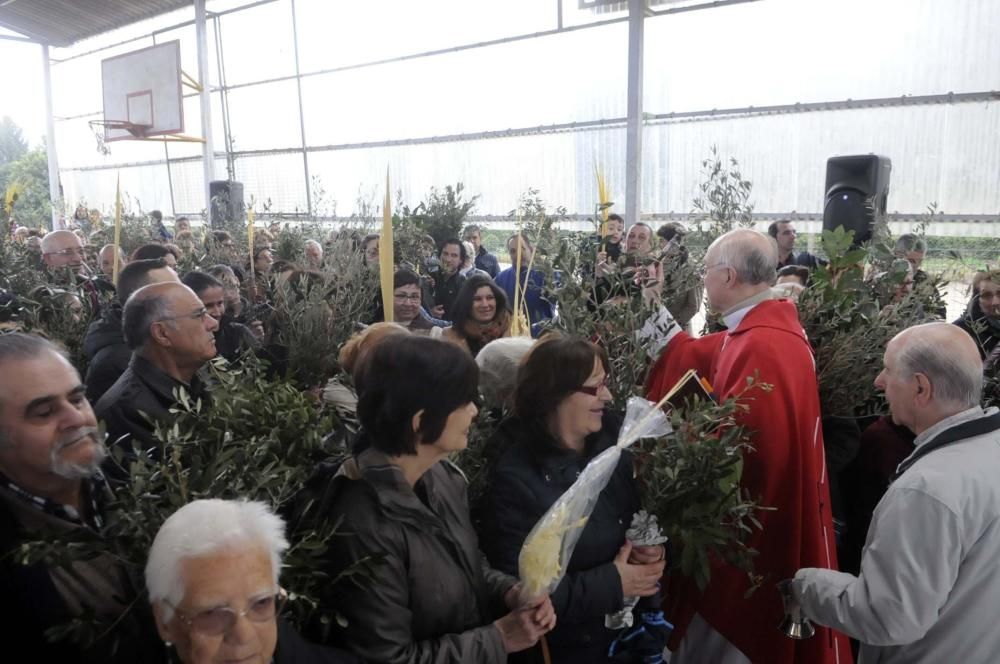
[168,588,288,636]
[698,262,730,277]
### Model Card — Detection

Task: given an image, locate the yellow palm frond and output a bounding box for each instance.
[5,182,24,214]
[595,163,611,236]
[380,168,395,322]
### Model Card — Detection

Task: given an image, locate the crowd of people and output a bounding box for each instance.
[0,208,999,664]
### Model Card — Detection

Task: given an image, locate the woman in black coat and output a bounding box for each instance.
[953,271,1000,359]
[294,336,556,664]
[482,336,665,663]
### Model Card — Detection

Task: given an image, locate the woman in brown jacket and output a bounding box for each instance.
[442,275,511,357]
[298,336,555,664]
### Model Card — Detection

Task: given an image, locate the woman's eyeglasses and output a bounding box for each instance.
[576,376,609,396]
[169,588,288,636]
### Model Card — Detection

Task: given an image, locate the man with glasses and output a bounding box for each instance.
[95,282,217,466]
[40,229,113,315]
[643,230,846,664]
[0,333,161,661]
[40,230,88,276]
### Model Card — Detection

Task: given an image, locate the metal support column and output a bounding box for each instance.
[41,44,62,230]
[290,0,312,217]
[195,0,215,220]
[624,0,646,227]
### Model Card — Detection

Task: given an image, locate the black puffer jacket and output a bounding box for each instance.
[83,306,131,404]
[481,413,638,664]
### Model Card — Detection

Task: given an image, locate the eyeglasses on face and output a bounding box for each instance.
[169,589,287,636]
[393,292,421,302]
[158,307,211,323]
[698,262,729,277]
[44,247,86,257]
[576,376,610,396]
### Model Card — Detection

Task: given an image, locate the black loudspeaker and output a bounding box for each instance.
[822,155,891,246]
[209,180,244,227]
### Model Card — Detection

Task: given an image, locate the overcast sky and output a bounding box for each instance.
[1,39,47,147]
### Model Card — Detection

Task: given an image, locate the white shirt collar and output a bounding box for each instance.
[913,406,993,449]
[722,289,774,331]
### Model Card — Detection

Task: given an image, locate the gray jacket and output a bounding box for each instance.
[794,406,1000,664]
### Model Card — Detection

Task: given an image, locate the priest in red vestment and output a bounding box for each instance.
[643,229,850,664]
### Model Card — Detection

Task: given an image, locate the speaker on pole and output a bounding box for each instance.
[209,180,244,227]
[822,155,891,247]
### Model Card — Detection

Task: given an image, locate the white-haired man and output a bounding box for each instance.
[147,499,357,664]
[643,229,846,664]
[0,333,159,661]
[41,229,87,276]
[304,239,323,270]
[459,240,490,280]
[790,323,1000,663]
[41,228,113,314]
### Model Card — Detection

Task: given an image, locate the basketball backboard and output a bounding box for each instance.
[101,40,184,142]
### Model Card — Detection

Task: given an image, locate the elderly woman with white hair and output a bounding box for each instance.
[476,336,535,413]
[146,499,357,664]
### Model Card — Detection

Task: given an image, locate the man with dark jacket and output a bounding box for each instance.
[95,282,217,460]
[0,333,160,663]
[40,229,113,314]
[181,270,258,362]
[464,225,500,278]
[83,259,178,403]
[429,238,467,321]
[768,220,824,270]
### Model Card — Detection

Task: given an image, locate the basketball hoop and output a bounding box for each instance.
[97,41,205,146]
[89,119,153,138]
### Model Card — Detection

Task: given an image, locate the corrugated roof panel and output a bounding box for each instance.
[0,0,193,46]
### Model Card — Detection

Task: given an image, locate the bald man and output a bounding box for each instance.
[95,282,217,464]
[643,229,846,664]
[792,323,1000,663]
[98,244,126,279]
[40,229,113,315]
[40,230,87,276]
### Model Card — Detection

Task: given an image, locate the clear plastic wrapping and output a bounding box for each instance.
[518,397,672,599]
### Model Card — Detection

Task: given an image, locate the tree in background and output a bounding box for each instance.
[1,117,50,226]
[0,116,28,165]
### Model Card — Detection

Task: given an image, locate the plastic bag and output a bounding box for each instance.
[518,397,672,600]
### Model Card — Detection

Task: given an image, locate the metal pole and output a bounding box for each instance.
[624,0,646,227]
[290,0,312,217]
[195,0,215,222]
[41,44,62,230]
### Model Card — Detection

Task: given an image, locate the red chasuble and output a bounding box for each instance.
[646,299,851,664]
